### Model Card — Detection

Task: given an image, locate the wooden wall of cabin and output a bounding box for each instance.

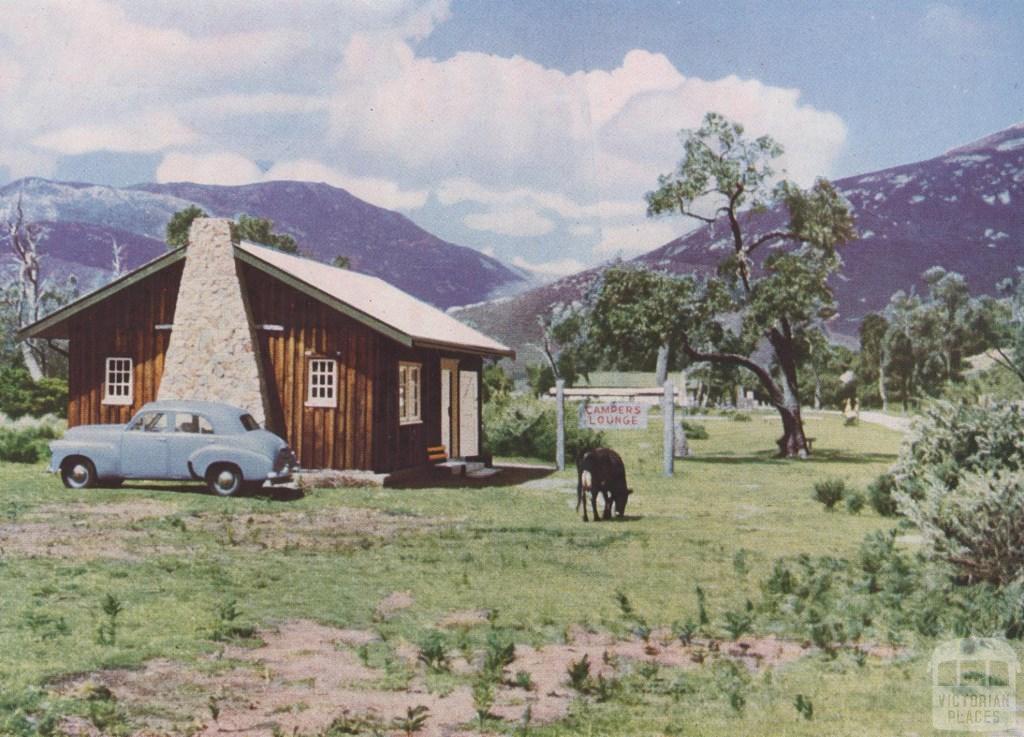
[242,263,487,473]
[65,263,183,427]
[242,264,383,471]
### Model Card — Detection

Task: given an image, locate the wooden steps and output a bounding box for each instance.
[427,445,448,463]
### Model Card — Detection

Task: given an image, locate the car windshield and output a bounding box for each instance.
[239,414,260,431]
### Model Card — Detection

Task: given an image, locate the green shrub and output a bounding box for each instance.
[892,402,1024,586]
[681,421,709,440]
[731,412,752,422]
[892,401,1024,500]
[900,471,1024,586]
[845,490,866,515]
[0,414,64,463]
[416,631,450,672]
[483,394,603,462]
[0,366,67,419]
[813,478,846,511]
[867,473,899,516]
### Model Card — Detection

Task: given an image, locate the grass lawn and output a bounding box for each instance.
[0,412,990,735]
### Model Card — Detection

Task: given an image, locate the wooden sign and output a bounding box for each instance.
[578,402,648,430]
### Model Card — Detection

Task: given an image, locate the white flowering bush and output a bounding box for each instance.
[0,413,65,463]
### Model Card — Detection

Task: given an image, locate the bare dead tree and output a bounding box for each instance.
[3,195,45,379]
[110,235,125,278]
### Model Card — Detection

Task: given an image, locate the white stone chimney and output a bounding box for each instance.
[158,218,269,424]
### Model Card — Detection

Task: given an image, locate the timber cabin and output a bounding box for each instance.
[19,218,514,473]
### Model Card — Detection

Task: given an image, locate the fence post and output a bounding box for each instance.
[663,380,674,477]
[556,379,565,471]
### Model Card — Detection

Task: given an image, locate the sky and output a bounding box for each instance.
[0,0,1021,278]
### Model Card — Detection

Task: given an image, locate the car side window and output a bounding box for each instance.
[128,411,167,432]
[174,413,214,434]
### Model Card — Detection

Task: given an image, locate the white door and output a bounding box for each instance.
[458,370,479,457]
[441,368,452,455]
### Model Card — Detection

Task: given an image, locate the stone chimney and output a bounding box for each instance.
[158,218,269,424]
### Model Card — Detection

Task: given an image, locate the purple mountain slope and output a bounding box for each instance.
[132,180,524,308]
[0,178,524,310]
[455,123,1024,366]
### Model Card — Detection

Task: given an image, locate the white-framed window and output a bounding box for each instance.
[399,362,422,425]
[306,358,337,407]
[103,357,133,405]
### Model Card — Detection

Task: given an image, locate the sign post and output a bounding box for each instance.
[555,379,565,471]
[663,381,674,477]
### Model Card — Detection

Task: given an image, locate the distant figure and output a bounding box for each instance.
[576,448,633,522]
[844,398,859,426]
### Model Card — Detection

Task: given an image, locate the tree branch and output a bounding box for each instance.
[747,230,798,254]
[681,338,784,406]
[992,348,1024,383]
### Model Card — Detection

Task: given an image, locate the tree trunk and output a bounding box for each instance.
[683,331,809,458]
[878,356,888,412]
[768,327,809,458]
[655,341,670,386]
[20,340,43,381]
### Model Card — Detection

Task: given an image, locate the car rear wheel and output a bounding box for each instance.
[60,458,97,489]
[206,464,242,497]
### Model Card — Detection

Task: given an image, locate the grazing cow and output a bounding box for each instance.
[576,447,633,522]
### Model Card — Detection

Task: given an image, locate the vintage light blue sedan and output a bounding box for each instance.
[49,401,296,496]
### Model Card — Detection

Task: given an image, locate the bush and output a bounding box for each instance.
[892,401,1024,499]
[0,414,64,463]
[484,395,603,462]
[845,490,866,515]
[0,366,67,419]
[867,473,899,516]
[901,471,1024,586]
[894,402,1024,586]
[812,478,846,511]
[731,412,752,422]
[681,421,709,440]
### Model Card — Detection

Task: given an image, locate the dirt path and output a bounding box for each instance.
[857,411,912,433]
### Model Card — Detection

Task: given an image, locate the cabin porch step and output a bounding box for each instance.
[439,460,486,475]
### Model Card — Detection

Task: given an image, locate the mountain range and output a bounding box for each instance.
[454,123,1024,366]
[3,122,1022,365]
[0,178,525,310]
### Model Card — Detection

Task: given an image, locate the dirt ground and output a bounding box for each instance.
[53,617,893,737]
[0,501,450,560]
[0,500,178,560]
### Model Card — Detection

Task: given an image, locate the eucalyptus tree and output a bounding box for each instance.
[643,112,856,456]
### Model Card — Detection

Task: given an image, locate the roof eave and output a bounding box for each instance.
[411,337,515,360]
[17,247,186,340]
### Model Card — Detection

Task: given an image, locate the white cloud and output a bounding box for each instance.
[593,221,686,257]
[264,159,428,209]
[156,151,264,186]
[155,151,428,210]
[33,111,196,155]
[463,208,556,237]
[511,255,586,278]
[187,93,330,118]
[568,223,597,237]
[329,42,847,201]
[437,178,640,221]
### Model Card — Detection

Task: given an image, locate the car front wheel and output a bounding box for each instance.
[61,458,97,489]
[206,464,242,497]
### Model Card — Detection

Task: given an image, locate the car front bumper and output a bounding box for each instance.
[266,467,295,485]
